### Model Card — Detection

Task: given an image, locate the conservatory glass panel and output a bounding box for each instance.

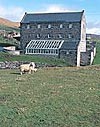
[26,40,64,55]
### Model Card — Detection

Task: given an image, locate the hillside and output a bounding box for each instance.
[87,34,100,40]
[0,66,99,127]
[0,17,20,47]
[0,17,20,28]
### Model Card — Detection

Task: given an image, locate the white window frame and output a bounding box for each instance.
[58,34,62,38]
[25,40,64,55]
[27,24,30,29]
[69,24,73,29]
[37,24,41,29]
[48,24,51,28]
[60,24,63,28]
[36,34,40,38]
[47,34,51,38]
[68,34,71,38]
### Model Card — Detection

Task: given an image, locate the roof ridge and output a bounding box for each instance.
[26,11,83,15]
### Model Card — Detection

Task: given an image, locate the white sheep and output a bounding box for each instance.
[19,62,37,75]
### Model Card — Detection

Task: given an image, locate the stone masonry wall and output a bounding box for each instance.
[60,50,77,66]
[0,61,25,69]
[20,22,81,50]
[0,61,62,69]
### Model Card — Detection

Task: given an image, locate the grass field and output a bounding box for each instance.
[0,66,100,127]
[93,41,100,64]
[0,35,100,126]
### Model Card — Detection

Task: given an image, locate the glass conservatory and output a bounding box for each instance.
[25,40,64,55]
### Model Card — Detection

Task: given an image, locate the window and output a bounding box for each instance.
[66,51,69,55]
[68,34,71,38]
[48,24,51,28]
[58,34,62,38]
[47,34,51,38]
[27,24,30,29]
[37,24,41,28]
[69,24,73,29]
[60,24,63,28]
[36,34,40,38]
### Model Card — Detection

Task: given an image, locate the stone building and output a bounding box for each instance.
[20,10,86,66]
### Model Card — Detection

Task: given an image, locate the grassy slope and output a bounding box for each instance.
[0,53,68,66]
[0,24,99,126]
[93,41,100,64]
[0,24,20,46]
[0,66,99,127]
[0,17,19,28]
[0,24,20,32]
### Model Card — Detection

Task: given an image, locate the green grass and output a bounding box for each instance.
[0,35,100,126]
[0,25,20,32]
[93,41,100,64]
[0,52,68,66]
[0,66,100,127]
[0,25,19,46]
[0,36,17,45]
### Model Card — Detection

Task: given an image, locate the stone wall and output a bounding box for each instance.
[0,61,62,69]
[60,50,77,66]
[0,61,25,69]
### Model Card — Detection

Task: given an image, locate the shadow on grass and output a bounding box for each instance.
[10,72,21,75]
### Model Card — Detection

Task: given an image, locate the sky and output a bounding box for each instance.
[0,0,100,35]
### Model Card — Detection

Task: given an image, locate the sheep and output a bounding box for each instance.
[19,62,37,75]
[33,68,37,72]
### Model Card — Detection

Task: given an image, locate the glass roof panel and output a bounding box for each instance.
[26,40,64,49]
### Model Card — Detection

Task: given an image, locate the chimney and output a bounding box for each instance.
[25,12,27,15]
[82,10,84,13]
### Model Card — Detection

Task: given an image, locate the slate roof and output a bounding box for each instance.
[60,41,79,50]
[21,11,84,23]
